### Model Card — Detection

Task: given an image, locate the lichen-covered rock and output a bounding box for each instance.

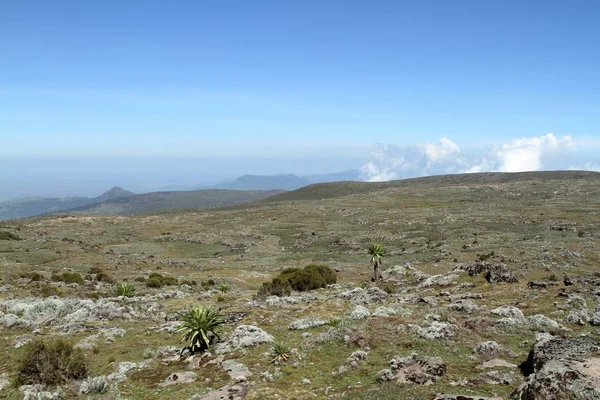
[20,385,64,400]
[474,341,501,359]
[348,305,371,320]
[216,325,273,354]
[340,287,388,305]
[512,336,600,399]
[79,376,109,394]
[526,315,566,332]
[381,264,430,282]
[222,359,252,383]
[372,306,397,317]
[159,371,198,386]
[456,261,518,283]
[419,273,461,288]
[449,299,486,314]
[415,321,456,340]
[492,306,526,320]
[346,350,368,368]
[288,318,327,330]
[378,353,446,384]
[565,309,590,326]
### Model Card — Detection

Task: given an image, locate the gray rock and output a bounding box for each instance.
[378,353,446,384]
[526,314,566,332]
[372,306,397,317]
[420,296,439,307]
[415,321,456,340]
[565,309,590,326]
[346,350,368,368]
[419,273,460,288]
[222,359,252,383]
[348,305,371,320]
[159,371,198,386]
[477,358,517,369]
[512,336,600,399]
[340,287,388,305]
[20,385,64,400]
[192,385,247,400]
[288,318,327,330]
[13,334,33,349]
[492,306,526,321]
[381,264,430,282]
[449,299,486,314]
[216,325,273,354]
[433,395,503,400]
[79,376,109,394]
[474,341,501,359]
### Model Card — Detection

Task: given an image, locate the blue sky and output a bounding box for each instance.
[2,0,599,159]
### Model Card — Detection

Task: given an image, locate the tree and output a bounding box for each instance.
[176,305,226,353]
[368,243,385,281]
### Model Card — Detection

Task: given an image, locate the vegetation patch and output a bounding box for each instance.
[15,338,88,386]
[51,271,85,285]
[0,230,21,240]
[146,272,178,288]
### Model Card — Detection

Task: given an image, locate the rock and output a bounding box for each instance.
[456,261,518,284]
[483,369,516,385]
[372,306,397,317]
[216,325,273,354]
[159,371,198,386]
[20,384,64,400]
[477,358,517,369]
[527,281,557,289]
[381,264,430,282]
[378,353,446,384]
[526,314,566,332]
[0,374,10,392]
[492,306,526,321]
[340,287,388,305]
[433,395,503,400]
[419,273,460,288]
[192,384,247,400]
[13,334,33,349]
[222,359,252,383]
[565,309,590,325]
[79,376,109,394]
[449,299,486,314]
[346,350,368,368]
[288,318,327,330]
[301,378,311,384]
[590,311,600,326]
[348,305,371,320]
[512,336,600,399]
[420,296,439,307]
[155,345,181,360]
[474,341,501,359]
[415,321,456,340]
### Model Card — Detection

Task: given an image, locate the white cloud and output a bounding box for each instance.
[360,134,588,182]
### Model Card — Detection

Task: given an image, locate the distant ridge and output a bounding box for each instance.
[212,174,312,191]
[264,170,600,202]
[94,186,135,203]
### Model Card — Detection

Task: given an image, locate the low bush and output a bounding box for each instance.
[201,279,216,288]
[0,230,21,240]
[21,272,43,281]
[146,273,178,288]
[51,272,85,285]
[16,338,88,386]
[256,277,292,298]
[114,282,136,297]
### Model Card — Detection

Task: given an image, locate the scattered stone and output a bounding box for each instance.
[372,306,397,317]
[527,281,557,289]
[381,264,430,282]
[19,384,64,400]
[449,299,486,313]
[340,287,388,305]
[222,360,252,383]
[302,378,311,384]
[565,309,590,325]
[477,358,517,369]
[419,273,460,288]
[348,305,371,320]
[159,371,198,386]
[456,261,518,284]
[378,353,446,384]
[491,306,526,321]
[288,318,327,330]
[432,395,503,400]
[79,376,109,394]
[474,341,501,359]
[415,321,456,340]
[192,385,247,400]
[513,336,600,399]
[13,334,33,349]
[526,314,566,332]
[420,296,439,307]
[346,350,368,369]
[216,325,274,354]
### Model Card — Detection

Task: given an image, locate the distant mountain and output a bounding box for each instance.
[0,186,135,221]
[210,170,361,191]
[211,174,312,191]
[65,189,283,216]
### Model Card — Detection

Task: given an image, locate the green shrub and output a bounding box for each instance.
[201,279,216,288]
[146,273,178,288]
[95,271,115,283]
[0,230,21,240]
[41,284,60,297]
[286,268,326,291]
[256,277,292,298]
[51,272,85,285]
[134,277,146,283]
[217,283,230,293]
[21,272,43,281]
[304,264,337,285]
[114,282,136,297]
[16,338,88,386]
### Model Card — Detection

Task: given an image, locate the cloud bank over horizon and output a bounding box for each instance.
[359,134,598,182]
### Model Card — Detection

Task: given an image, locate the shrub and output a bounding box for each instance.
[51,272,85,285]
[201,279,216,288]
[180,280,197,286]
[114,282,136,297]
[16,338,88,386]
[95,271,115,283]
[146,273,178,288]
[218,283,230,293]
[304,264,337,285]
[134,276,146,283]
[256,277,292,298]
[176,305,226,353]
[41,284,60,297]
[21,272,43,281]
[0,230,21,240]
[287,268,326,291]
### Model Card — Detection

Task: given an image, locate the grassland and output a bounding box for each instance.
[0,171,599,399]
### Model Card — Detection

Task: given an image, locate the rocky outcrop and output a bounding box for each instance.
[456,261,518,284]
[378,353,446,384]
[512,336,600,399]
[216,325,273,354]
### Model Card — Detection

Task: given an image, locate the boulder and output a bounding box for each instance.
[378,353,446,385]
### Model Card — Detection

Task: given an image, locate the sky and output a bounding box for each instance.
[1,0,600,197]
